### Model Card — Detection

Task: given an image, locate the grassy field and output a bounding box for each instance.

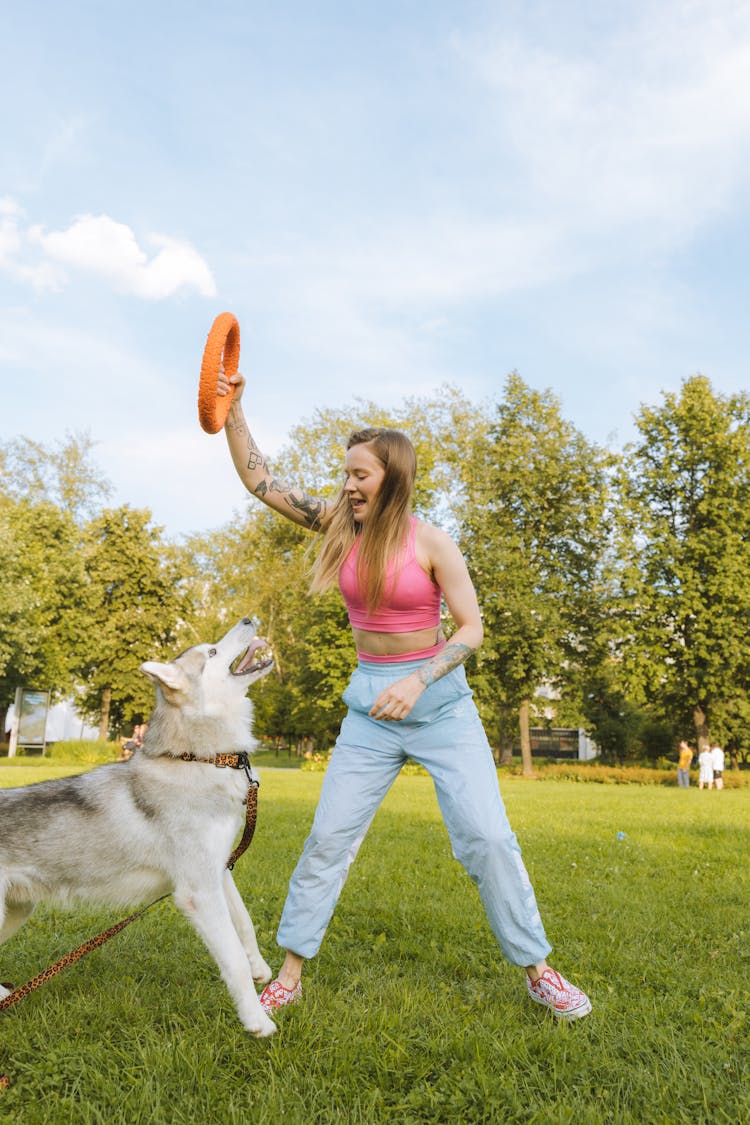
[0,765,747,1123]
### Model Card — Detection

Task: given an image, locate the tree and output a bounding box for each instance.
[0,496,86,728]
[73,506,189,736]
[461,374,613,775]
[0,430,112,523]
[615,375,750,752]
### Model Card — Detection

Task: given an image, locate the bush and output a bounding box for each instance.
[498,760,750,787]
[46,739,121,764]
[299,753,750,786]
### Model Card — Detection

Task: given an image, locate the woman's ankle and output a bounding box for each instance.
[277,952,304,990]
[277,970,301,990]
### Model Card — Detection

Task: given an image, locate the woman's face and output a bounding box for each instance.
[344,442,386,522]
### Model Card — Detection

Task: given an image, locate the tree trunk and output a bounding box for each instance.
[98,685,112,741]
[498,739,513,766]
[692,704,710,755]
[519,698,534,777]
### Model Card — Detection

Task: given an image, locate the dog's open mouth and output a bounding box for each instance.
[230,637,274,676]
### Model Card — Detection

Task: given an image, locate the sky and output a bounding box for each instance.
[2,0,749,540]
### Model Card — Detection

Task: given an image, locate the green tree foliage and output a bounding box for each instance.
[461,374,613,774]
[5,377,748,766]
[0,496,86,718]
[73,506,190,737]
[615,375,750,751]
[581,660,677,764]
[0,430,112,523]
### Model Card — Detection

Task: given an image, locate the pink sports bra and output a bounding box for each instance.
[338,516,441,634]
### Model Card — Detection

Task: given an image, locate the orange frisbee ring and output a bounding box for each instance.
[198,312,241,434]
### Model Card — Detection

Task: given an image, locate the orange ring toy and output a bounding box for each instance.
[198,312,240,434]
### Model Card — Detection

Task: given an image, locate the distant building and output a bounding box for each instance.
[521,728,598,761]
[5,695,99,753]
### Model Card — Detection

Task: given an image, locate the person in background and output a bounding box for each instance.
[216,364,592,1023]
[698,744,714,790]
[677,740,694,788]
[710,742,725,790]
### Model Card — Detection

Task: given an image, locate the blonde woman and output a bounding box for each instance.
[218,368,591,1022]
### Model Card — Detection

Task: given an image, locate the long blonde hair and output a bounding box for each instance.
[310,428,417,612]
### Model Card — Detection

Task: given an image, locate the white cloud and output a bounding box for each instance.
[0,208,216,299]
[0,196,24,218]
[32,214,216,299]
[222,3,750,376]
[453,1,750,244]
[0,206,65,291]
[0,217,22,262]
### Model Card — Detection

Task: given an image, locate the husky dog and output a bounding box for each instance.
[0,618,278,1037]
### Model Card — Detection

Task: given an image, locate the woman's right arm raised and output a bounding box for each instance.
[220,368,329,531]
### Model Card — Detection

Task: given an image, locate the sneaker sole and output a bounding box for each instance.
[528,990,592,1021]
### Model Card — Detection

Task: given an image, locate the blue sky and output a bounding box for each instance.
[2,0,749,539]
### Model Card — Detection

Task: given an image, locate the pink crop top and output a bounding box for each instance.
[338,516,441,633]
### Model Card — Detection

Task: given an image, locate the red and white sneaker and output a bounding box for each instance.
[526,968,592,1020]
[259,979,302,1014]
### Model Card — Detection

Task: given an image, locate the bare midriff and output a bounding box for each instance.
[350,624,445,657]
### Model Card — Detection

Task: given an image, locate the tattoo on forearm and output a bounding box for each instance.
[252,478,324,528]
[238,431,325,529]
[246,449,267,473]
[417,643,475,687]
[285,492,325,529]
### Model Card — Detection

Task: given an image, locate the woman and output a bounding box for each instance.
[698,745,714,790]
[218,368,591,1021]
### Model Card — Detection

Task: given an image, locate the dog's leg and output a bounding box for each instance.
[173,884,276,1037]
[222,871,272,985]
[0,898,34,998]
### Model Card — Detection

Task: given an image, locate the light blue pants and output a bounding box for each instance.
[276,659,552,967]
[677,767,690,788]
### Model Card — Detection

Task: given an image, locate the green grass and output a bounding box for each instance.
[0,761,91,787]
[1,768,748,1123]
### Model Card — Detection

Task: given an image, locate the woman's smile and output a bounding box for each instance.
[344,443,385,521]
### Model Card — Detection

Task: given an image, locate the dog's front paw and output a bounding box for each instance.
[0,983,12,1000]
[247,1013,277,1038]
[251,957,272,985]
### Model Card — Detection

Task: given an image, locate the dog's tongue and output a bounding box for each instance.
[235,637,267,673]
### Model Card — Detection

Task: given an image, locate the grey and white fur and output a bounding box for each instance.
[0,617,277,1036]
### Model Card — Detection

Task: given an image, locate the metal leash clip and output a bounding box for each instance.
[237,751,260,787]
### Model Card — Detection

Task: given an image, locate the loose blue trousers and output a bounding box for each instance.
[276,659,552,967]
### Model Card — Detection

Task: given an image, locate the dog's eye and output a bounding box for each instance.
[208,647,217,657]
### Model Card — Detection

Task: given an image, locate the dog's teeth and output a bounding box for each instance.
[233,638,272,674]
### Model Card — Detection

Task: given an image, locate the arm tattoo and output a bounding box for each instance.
[265,476,325,529]
[417,643,475,688]
[285,492,326,530]
[241,429,326,529]
[252,476,325,529]
[246,449,267,473]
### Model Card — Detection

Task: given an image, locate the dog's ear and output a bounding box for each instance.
[140,660,188,702]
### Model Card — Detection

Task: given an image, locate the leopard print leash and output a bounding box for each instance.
[0,753,259,1016]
